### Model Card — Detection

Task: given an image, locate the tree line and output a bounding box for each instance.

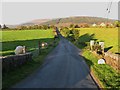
[0,24,55,30]
[69,20,120,28]
[1,20,120,30]
[60,27,80,42]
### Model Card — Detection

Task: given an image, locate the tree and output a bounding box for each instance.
[61,28,70,37]
[74,24,80,28]
[114,21,120,27]
[33,25,39,29]
[16,25,27,30]
[72,29,80,41]
[80,23,89,28]
[69,24,74,28]
[27,25,33,30]
[1,24,9,29]
[42,25,48,30]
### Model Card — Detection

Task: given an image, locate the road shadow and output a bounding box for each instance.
[104,46,113,52]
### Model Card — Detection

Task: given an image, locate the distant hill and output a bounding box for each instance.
[21,19,51,25]
[14,16,115,27]
[41,16,115,27]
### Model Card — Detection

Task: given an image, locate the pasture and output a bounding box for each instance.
[76,28,118,53]
[0,29,54,56]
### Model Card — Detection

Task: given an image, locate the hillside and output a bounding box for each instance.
[18,16,115,27]
[22,19,51,25]
[41,16,115,26]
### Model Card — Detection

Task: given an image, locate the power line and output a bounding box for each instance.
[105,1,112,23]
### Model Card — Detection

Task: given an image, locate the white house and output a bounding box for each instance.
[92,23,97,27]
[0,24,5,29]
[100,23,106,27]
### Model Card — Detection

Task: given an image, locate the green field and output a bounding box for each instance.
[76,28,119,53]
[0,29,54,56]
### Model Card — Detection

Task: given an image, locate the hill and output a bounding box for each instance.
[19,16,115,27]
[22,19,51,25]
[41,16,115,27]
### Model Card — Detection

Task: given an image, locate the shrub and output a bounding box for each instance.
[72,29,80,41]
[60,28,70,37]
[69,24,74,28]
[74,24,80,28]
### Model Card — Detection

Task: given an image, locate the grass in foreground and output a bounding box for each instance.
[2,39,59,89]
[62,27,120,88]
[82,50,120,88]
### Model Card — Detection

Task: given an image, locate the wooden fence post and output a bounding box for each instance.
[38,41,41,54]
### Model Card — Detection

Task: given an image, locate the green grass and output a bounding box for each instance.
[2,42,59,89]
[82,50,120,88]
[0,29,54,56]
[75,28,119,53]
[1,29,54,42]
[65,27,120,88]
[2,29,60,88]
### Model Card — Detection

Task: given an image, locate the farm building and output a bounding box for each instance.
[0,24,7,29]
[92,23,97,27]
[100,23,106,27]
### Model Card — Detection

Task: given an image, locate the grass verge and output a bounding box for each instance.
[82,50,120,88]
[2,39,59,89]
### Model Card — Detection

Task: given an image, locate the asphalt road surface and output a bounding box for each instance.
[12,29,99,89]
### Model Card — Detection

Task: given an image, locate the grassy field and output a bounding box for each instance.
[75,28,119,53]
[0,29,54,56]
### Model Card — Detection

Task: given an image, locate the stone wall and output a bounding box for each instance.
[1,52,32,73]
[92,51,120,71]
[104,52,120,71]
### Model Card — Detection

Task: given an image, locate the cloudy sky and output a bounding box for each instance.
[1,1,119,25]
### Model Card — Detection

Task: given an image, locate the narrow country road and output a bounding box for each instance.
[12,28,99,88]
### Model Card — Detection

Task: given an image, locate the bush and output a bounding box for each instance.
[72,29,80,41]
[80,23,89,28]
[60,28,70,37]
[74,24,80,28]
[69,24,74,28]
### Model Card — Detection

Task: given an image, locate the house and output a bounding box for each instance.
[92,23,97,27]
[0,24,6,29]
[100,23,106,27]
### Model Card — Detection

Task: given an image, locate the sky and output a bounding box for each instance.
[1,1,119,25]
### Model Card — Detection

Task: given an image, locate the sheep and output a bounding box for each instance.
[14,46,26,55]
[41,42,48,47]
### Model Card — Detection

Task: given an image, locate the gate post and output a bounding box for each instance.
[38,41,41,54]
